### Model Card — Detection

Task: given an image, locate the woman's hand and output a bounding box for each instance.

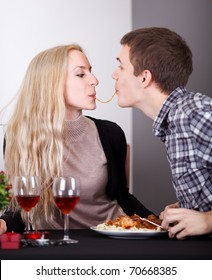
[160,208,212,240]
[0,219,7,235]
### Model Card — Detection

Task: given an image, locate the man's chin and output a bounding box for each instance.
[118,99,129,108]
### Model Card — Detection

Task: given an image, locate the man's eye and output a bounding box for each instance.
[76,74,85,78]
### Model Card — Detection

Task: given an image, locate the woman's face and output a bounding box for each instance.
[64,49,99,118]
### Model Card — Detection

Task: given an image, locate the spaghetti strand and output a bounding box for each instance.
[95,92,116,103]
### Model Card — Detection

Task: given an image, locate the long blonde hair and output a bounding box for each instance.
[4,44,83,222]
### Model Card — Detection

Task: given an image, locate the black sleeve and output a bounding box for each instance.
[1,211,25,233]
[113,127,156,217]
[2,138,25,232]
[91,117,156,218]
[107,120,154,217]
[116,187,155,217]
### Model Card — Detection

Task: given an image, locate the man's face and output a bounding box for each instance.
[112,45,141,108]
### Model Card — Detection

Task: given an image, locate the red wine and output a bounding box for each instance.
[16,195,40,212]
[54,196,80,214]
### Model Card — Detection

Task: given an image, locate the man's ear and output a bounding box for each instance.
[138,70,152,87]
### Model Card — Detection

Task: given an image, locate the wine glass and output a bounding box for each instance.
[13,176,41,235]
[52,176,80,244]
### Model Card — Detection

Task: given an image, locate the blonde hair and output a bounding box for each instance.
[4,44,83,222]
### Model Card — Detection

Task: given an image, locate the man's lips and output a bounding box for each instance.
[89,93,96,98]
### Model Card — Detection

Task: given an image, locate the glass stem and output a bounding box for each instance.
[64,214,69,240]
[26,211,30,232]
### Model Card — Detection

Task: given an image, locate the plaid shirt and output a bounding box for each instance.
[153,86,212,211]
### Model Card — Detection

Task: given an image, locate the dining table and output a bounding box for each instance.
[0,229,211,260]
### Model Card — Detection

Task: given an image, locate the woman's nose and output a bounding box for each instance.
[90,74,99,86]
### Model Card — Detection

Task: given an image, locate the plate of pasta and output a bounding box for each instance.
[91,214,167,239]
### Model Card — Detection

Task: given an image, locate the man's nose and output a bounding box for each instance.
[112,69,118,80]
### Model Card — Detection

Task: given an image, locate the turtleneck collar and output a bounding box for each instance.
[63,114,89,143]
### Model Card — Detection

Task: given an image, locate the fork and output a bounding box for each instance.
[131,216,164,229]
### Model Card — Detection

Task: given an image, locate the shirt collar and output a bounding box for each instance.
[153,86,187,140]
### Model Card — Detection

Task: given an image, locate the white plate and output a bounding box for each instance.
[90,226,167,239]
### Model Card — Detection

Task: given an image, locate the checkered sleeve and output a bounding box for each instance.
[174,107,212,211]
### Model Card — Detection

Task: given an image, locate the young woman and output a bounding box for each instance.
[0,44,153,233]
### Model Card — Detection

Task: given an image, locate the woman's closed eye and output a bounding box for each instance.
[76,74,85,78]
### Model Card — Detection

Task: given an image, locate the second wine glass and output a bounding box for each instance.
[52,176,80,244]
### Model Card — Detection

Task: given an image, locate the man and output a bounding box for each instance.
[112,27,212,215]
[160,206,212,239]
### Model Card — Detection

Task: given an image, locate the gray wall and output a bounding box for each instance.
[132,0,212,215]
